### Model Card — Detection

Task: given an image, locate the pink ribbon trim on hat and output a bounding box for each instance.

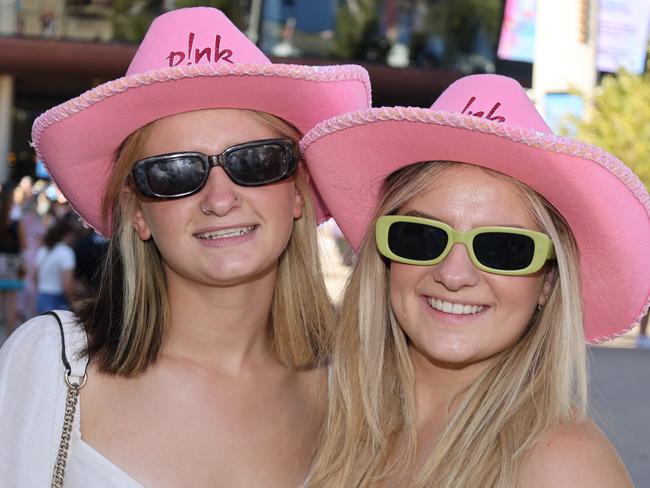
[300,106,650,217]
[32,63,372,155]
[594,299,650,344]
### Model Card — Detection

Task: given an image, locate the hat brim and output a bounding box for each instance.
[32,63,371,236]
[301,107,650,343]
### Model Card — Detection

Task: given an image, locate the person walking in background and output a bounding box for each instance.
[0,183,24,338]
[35,219,76,313]
[17,195,46,320]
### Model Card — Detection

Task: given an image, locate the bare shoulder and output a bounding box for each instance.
[518,419,632,488]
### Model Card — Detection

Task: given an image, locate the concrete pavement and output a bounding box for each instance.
[590,347,650,486]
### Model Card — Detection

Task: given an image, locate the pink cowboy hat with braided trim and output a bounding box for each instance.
[300,74,650,343]
[31,7,371,236]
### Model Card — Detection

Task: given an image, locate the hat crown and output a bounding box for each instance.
[431,74,552,135]
[126,7,270,75]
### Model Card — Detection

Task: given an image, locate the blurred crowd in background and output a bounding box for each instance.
[0,177,107,337]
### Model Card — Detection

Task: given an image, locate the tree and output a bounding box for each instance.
[576,46,650,190]
[112,0,162,43]
[332,0,503,68]
[111,0,249,43]
[173,0,248,28]
[417,0,502,67]
[333,0,387,61]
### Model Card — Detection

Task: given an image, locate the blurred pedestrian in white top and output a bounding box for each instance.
[18,196,46,320]
[36,219,76,313]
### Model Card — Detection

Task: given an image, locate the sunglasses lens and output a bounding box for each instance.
[226,143,293,185]
[145,156,206,197]
[474,232,535,271]
[388,221,448,261]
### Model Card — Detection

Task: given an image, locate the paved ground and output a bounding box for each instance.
[590,347,650,486]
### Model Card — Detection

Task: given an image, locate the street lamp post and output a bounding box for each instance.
[247,0,264,45]
[0,76,14,184]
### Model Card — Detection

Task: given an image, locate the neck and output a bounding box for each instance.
[410,347,493,426]
[162,265,279,374]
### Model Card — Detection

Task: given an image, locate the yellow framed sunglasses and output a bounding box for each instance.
[376,215,555,276]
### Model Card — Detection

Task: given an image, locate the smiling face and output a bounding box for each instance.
[129,109,304,287]
[388,164,554,370]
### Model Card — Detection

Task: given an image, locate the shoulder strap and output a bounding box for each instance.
[44,310,88,488]
[42,311,89,380]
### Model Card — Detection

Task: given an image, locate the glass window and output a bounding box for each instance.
[259,0,504,73]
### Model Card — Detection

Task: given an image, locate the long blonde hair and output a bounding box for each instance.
[308,161,587,487]
[76,110,333,376]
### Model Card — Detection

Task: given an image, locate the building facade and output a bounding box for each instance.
[1,0,526,181]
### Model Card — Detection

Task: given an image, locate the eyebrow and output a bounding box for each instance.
[401,209,527,229]
[404,210,439,220]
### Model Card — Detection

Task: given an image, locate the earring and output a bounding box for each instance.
[537,295,550,311]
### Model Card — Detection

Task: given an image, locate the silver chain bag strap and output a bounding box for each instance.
[44,311,88,488]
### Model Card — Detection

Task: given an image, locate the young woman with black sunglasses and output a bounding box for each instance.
[0,7,370,487]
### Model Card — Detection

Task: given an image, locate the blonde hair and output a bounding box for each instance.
[308,162,587,487]
[77,110,333,376]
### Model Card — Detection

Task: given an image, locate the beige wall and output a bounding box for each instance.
[13,0,113,41]
[532,0,599,115]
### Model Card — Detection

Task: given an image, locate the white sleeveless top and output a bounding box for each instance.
[0,312,312,487]
[0,312,143,487]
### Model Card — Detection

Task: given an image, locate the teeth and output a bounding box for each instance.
[197,225,255,240]
[427,298,484,315]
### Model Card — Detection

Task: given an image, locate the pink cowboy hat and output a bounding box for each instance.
[31,7,371,236]
[300,74,650,343]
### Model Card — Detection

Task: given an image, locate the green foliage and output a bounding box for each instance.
[333,0,385,60]
[111,0,247,43]
[421,0,502,64]
[112,0,161,43]
[173,0,247,29]
[576,60,650,190]
[332,0,503,65]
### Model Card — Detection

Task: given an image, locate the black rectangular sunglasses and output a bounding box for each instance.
[131,138,299,199]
